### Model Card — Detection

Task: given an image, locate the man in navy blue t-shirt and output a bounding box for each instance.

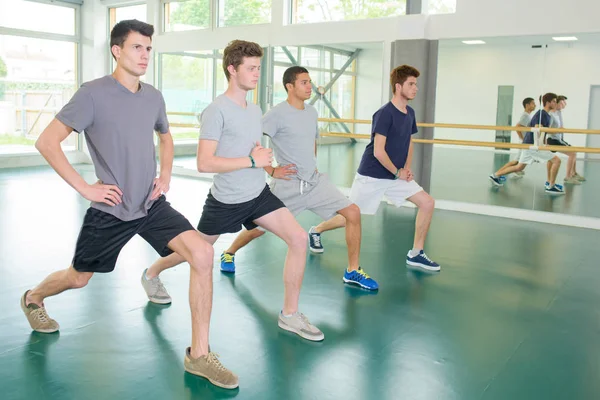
[349,65,440,271]
[489,92,564,194]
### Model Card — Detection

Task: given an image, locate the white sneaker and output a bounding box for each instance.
[141,268,172,304]
[278,311,324,341]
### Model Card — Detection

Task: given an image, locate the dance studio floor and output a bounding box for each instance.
[1,164,599,399]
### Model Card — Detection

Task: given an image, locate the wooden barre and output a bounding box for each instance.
[168,113,600,135]
[320,132,600,153]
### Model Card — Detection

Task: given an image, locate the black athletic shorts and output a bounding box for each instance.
[197,185,285,235]
[547,137,570,153]
[72,195,195,273]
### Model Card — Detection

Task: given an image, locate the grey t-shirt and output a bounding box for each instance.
[56,75,168,221]
[200,94,264,204]
[549,110,563,140]
[263,101,319,183]
[517,112,532,142]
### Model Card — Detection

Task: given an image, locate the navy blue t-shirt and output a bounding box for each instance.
[523,109,551,144]
[357,102,418,179]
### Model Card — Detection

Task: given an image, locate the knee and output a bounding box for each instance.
[344,204,361,225]
[420,195,435,213]
[554,158,562,166]
[70,270,93,289]
[517,164,525,171]
[189,240,214,272]
[288,227,308,250]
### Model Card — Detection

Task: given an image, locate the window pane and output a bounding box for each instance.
[292,0,406,24]
[218,0,271,27]
[301,48,322,69]
[274,46,297,63]
[429,0,457,14]
[165,0,210,32]
[0,0,75,36]
[0,35,78,153]
[273,66,289,106]
[113,4,147,25]
[160,53,213,142]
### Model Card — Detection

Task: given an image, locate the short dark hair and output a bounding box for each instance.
[542,92,557,106]
[110,20,154,60]
[223,40,264,81]
[283,66,309,92]
[522,97,535,108]
[390,65,420,94]
[557,95,568,102]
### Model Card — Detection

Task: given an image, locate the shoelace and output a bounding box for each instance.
[420,252,433,263]
[221,253,234,263]
[311,233,321,247]
[355,268,371,280]
[32,307,50,323]
[206,352,227,372]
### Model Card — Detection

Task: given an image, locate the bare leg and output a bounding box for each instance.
[166,230,217,359]
[316,205,361,271]
[146,248,188,279]
[27,266,94,307]
[224,228,265,255]
[407,191,436,251]
[549,157,561,186]
[495,162,526,177]
[254,208,307,315]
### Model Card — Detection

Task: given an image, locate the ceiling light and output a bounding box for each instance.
[462,40,486,45]
[552,36,578,42]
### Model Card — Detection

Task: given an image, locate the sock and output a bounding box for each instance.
[409,249,421,258]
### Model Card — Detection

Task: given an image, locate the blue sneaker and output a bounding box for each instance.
[489,175,504,187]
[545,185,565,195]
[406,250,440,271]
[308,226,324,253]
[498,176,507,183]
[343,268,379,290]
[220,252,236,273]
[545,181,564,190]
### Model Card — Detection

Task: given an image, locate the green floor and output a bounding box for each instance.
[177,142,600,219]
[1,165,600,399]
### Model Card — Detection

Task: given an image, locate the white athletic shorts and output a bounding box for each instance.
[518,149,555,165]
[349,173,423,215]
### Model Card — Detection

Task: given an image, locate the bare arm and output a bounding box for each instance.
[404,138,414,169]
[373,133,410,180]
[36,118,122,205]
[149,131,174,200]
[515,124,525,140]
[196,139,272,173]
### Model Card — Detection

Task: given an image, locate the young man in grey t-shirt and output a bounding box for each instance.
[146,41,324,343]
[19,21,238,389]
[218,66,378,291]
[493,97,536,182]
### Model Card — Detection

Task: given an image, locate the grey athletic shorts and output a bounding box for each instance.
[270,173,352,220]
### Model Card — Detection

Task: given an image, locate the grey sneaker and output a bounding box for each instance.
[184,347,239,389]
[278,311,324,341]
[141,269,172,304]
[20,291,59,333]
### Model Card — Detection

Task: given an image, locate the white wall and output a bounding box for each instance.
[355,46,384,134]
[434,42,600,146]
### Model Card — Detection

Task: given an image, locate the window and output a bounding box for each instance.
[160,52,214,142]
[109,3,147,29]
[164,0,210,32]
[429,0,457,14]
[218,0,272,27]
[0,0,75,36]
[0,35,78,153]
[291,0,406,24]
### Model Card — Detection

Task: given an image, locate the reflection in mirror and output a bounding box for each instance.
[430,34,600,219]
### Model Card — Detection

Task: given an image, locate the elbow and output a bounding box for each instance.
[35,136,49,155]
[197,157,211,173]
[373,148,383,161]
